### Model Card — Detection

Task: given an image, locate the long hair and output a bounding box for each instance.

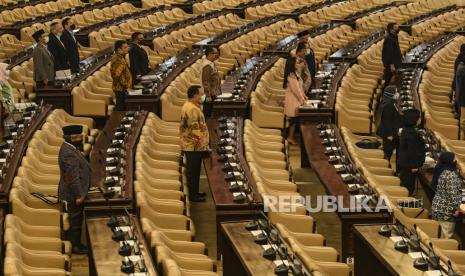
[283,57,297,89]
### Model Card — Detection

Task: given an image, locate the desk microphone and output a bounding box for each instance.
[428,242,441,271]
[98,187,118,228]
[413,251,429,271]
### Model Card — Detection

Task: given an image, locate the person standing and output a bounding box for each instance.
[48,22,69,71]
[0,63,14,147]
[283,57,307,145]
[180,85,209,202]
[305,37,317,87]
[61,18,80,74]
[455,52,465,139]
[58,125,90,254]
[110,40,132,111]
[452,44,465,114]
[32,29,55,88]
[201,47,221,118]
[295,42,311,92]
[376,74,401,168]
[382,23,401,87]
[129,32,150,82]
[397,109,425,196]
[431,152,462,239]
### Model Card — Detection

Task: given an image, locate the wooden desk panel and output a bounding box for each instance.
[85,111,147,213]
[354,224,434,276]
[86,215,157,276]
[221,221,276,276]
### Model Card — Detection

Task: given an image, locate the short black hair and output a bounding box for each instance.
[114,40,127,51]
[131,32,143,41]
[387,23,396,31]
[296,41,307,54]
[460,43,465,54]
[205,47,219,56]
[62,17,71,27]
[187,85,201,99]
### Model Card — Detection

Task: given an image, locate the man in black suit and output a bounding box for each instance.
[128,32,150,82]
[305,37,317,87]
[61,18,80,74]
[48,22,69,71]
[382,23,402,87]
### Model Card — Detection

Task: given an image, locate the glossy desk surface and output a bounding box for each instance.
[221,221,277,275]
[86,215,157,276]
[354,224,441,276]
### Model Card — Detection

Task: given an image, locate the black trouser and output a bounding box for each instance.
[399,167,416,196]
[67,201,84,247]
[383,67,395,88]
[382,136,399,165]
[185,151,203,200]
[35,80,47,88]
[203,100,213,119]
[115,90,126,111]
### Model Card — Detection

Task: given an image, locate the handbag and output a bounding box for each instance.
[355,139,381,149]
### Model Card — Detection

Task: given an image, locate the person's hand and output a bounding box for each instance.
[390,64,396,73]
[76,197,84,205]
[411,168,418,173]
[44,79,48,86]
[386,136,393,141]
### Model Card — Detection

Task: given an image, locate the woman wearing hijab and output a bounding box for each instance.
[283,56,307,145]
[0,63,14,147]
[376,74,401,168]
[397,109,425,196]
[431,152,462,238]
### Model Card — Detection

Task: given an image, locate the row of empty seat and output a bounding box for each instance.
[135,113,220,275]
[20,2,140,42]
[245,0,323,20]
[243,120,351,276]
[192,0,253,14]
[420,35,465,139]
[0,0,84,27]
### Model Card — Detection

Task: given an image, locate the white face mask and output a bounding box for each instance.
[393,93,400,100]
[44,36,49,43]
[4,70,10,77]
[200,94,206,103]
[306,49,311,55]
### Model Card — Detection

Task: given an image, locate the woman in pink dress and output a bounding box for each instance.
[283,57,308,145]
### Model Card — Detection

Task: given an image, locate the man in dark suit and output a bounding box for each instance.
[305,37,317,87]
[61,18,80,74]
[382,23,402,87]
[32,29,55,88]
[58,125,90,255]
[129,32,150,83]
[48,22,69,71]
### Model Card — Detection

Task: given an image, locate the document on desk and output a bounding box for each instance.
[407,252,423,259]
[425,271,443,276]
[389,236,404,243]
[127,89,143,95]
[250,230,266,237]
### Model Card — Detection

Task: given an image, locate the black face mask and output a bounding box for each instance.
[70,24,76,30]
[70,141,84,152]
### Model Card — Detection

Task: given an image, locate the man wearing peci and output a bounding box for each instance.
[32,29,55,88]
[58,125,91,255]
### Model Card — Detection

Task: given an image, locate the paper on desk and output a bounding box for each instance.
[127,89,143,95]
[129,273,150,276]
[0,158,6,163]
[125,255,142,263]
[120,240,136,246]
[262,244,278,251]
[426,271,443,276]
[273,260,289,267]
[233,192,246,197]
[118,226,133,232]
[389,236,404,243]
[250,230,266,237]
[408,252,424,259]
[334,164,344,169]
